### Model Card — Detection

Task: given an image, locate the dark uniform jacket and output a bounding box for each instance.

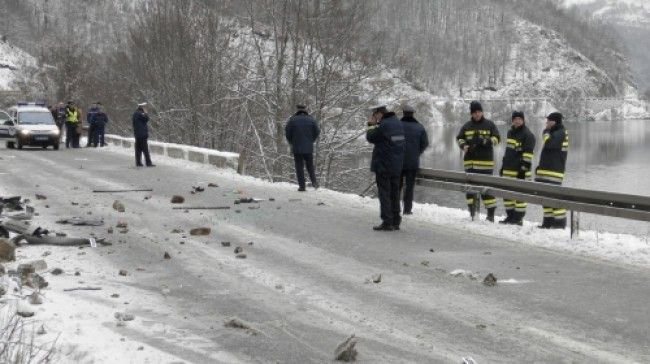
[93,111,109,126]
[367,112,405,176]
[535,124,569,184]
[401,116,429,170]
[456,117,500,171]
[501,124,535,179]
[132,109,149,139]
[285,111,320,154]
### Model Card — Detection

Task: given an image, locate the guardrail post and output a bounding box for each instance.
[473,193,480,221]
[570,211,580,239]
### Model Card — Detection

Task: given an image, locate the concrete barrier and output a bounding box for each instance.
[104,134,240,172]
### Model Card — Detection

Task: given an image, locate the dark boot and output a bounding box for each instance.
[538,217,554,229]
[486,208,495,222]
[510,212,524,226]
[468,205,476,219]
[552,219,567,230]
[373,223,395,231]
[499,210,514,224]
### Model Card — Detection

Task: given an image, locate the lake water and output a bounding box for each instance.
[413,119,650,235]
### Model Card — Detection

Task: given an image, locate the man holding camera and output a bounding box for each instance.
[456,101,501,221]
[367,104,405,231]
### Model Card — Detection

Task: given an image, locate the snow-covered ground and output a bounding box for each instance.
[0,40,34,91]
[1,138,649,363]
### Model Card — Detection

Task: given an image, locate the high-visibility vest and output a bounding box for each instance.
[66,108,79,123]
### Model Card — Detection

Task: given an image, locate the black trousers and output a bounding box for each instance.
[293,153,318,189]
[400,169,417,213]
[135,137,152,166]
[86,124,95,146]
[93,124,105,147]
[376,173,401,226]
[65,123,79,148]
[465,168,496,210]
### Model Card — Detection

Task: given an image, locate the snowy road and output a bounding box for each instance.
[1,145,649,363]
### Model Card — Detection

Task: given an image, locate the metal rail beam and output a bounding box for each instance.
[416,169,650,223]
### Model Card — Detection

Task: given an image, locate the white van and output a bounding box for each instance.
[0,102,61,150]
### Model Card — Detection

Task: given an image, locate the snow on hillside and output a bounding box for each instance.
[0,40,35,90]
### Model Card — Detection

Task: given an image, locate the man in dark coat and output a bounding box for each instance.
[132,103,154,167]
[400,105,429,215]
[285,104,320,191]
[535,112,569,229]
[499,111,536,225]
[92,102,109,147]
[367,104,405,231]
[456,101,501,221]
[85,103,99,147]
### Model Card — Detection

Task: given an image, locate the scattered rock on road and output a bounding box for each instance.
[114,312,135,322]
[190,227,211,236]
[29,292,43,305]
[224,317,258,335]
[16,302,35,317]
[35,194,47,200]
[0,239,16,262]
[483,273,497,286]
[118,269,128,276]
[221,241,231,247]
[112,200,126,213]
[372,274,382,284]
[164,252,171,260]
[116,221,128,229]
[171,195,185,204]
[236,253,247,259]
[234,246,243,254]
[334,334,358,362]
[51,268,64,275]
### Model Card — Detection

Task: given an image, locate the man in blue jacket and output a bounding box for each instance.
[85,102,99,147]
[367,104,405,231]
[92,102,109,147]
[285,104,320,191]
[132,103,154,167]
[400,105,429,215]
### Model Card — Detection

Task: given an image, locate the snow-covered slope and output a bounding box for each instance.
[0,39,35,91]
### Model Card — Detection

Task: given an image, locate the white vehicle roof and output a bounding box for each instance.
[16,106,50,113]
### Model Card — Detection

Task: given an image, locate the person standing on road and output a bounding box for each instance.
[399,105,429,215]
[132,103,154,167]
[85,102,99,147]
[92,102,108,147]
[64,101,80,148]
[285,104,320,191]
[367,104,405,231]
[456,101,500,221]
[499,111,535,225]
[535,112,569,229]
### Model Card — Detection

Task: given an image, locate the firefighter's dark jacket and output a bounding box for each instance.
[501,124,535,179]
[535,123,569,184]
[367,112,405,176]
[456,117,500,171]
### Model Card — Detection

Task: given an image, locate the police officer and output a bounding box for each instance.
[132,102,154,167]
[64,101,80,148]
[92,102,108,147]
[456,101,500,221]
[85,102,99,147]
[285,104,320,191]
[367,104,405,231]
[400,105,429,215]
[535,112,569,229]
[499,111,535,225]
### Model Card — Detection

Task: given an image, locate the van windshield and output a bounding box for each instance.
[18,112,55,125]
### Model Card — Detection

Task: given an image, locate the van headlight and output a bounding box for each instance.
[19,129,30,136]
[52,129,60,136]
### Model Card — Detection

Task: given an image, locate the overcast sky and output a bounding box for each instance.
[564,0,649,7]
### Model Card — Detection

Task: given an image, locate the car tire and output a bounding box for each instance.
[6,141,14,149]
[42,145,48,149]
[53,143,59,150]
[16,140,22,149]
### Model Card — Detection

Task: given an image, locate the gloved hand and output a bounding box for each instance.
[480,137,492,147]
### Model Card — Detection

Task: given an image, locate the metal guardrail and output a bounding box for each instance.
[416,169,650,236]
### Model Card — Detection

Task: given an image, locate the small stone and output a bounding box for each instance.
[429,248,435,253]
[234,246,243,254]
[334,334,358,362]
[189,227,211,236]
[137,346,144,351]
[179,241,185,245]
[164,252,171,260]
[111,293,120,298]
[16,302,35,318]
[75,271,81,276]
[420,261,430,267]
[107,227,114,234]
[114,312,135,321]
[275,284,284,290]
[170,195,185,204]
[118,269,128,276]
[55,232,67,237]
[171,228,183,234]
[17,264,36,276]
[51,268,64,275]
[42,251,51,257]
[0,239,16,262]
[224,317,258,335]
[0,285,6,297]
[372,273,382,284]
[119,229,129,234]
[248,242,254,246]
[476,324,487,330]
[484,251,492,255]
[29,292,43,305]
[236,253,247,259]
[36,324,46,335]
[112,200,126,213]
[116,221,128,229]
[35,194,47,200]
[208,183,218,187]
[483,273,497,287]
[221,241,231,247]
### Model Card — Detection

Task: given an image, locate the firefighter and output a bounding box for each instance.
[499,111,535,225]
[535,112,569,229]
[456,101,500,221]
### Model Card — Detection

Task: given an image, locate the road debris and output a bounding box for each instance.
[372,274,382,284]
[35,194,47,200]
[236,253,247,259]
[190,227,211,236]
[192,186,205,193]
[94,189,153,193]
[171,195,185,204]
[114,312,135,322]
[116,221,128,229]
[63,287,102,292]
[450,269,479,281]
[208,183,218,187]
[0,239,16,261]
[234,198,256,204]
[164,252,171,259]
[172,206,230,210]
[118,269,128,276]
[483,273,498,286]
[29,292,43,305]
[51,268,64,275]
[56,217,104,226]
[234,246,243,254]
[334,334,358,362]
[221,241,231,247]
[112,200,126,212]
[224,317,258,335]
